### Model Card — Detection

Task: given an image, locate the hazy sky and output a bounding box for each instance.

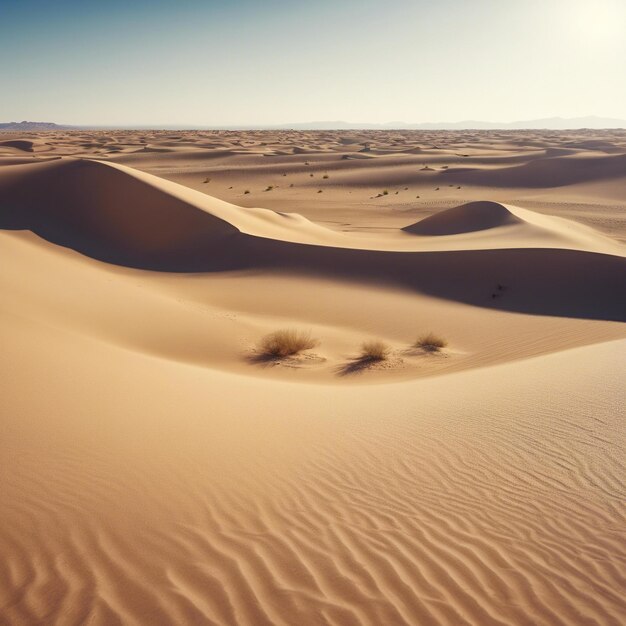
[1,0,625,125]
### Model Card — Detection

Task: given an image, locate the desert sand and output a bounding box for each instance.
[1,129,625,625]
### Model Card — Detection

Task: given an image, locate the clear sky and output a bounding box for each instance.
[1,0,625,125]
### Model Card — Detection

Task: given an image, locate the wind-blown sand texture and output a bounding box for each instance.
[1,130,625,625]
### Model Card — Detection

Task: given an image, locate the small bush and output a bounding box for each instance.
[259,329,318,358]
[244,189,250,194]
[360,340,389,361]
[317,189,323,193]
[382,190,389,195]
[323,174,329,179]
[416,332,447,352]
[265,185,274,191]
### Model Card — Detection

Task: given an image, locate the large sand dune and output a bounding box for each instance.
[1,130,625,625]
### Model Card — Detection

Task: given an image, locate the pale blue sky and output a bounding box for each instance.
[1,0,625,125]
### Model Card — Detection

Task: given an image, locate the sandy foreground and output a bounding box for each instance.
[1,130,625,625]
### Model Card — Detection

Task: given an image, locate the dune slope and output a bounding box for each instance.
[1,314,624,625]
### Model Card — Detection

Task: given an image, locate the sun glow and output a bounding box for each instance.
[568,0,624,41]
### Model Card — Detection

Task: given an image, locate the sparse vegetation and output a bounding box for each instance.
[415,332,447,353]
[203,177,211,183]
[360,340,389,361]
[323,174,329,179]
[317,189,323,193]
[382,190,389,195]
[265,185,274,191]
[244,189,250,194]
[259,329,318,358]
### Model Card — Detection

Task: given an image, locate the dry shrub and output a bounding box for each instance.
[360,340,389,361]
[416,332,447,352]
[259,329,318,358]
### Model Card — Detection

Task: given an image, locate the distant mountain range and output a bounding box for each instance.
[0,121,68,131]
[2,116,625,131]
[279,116,626,130]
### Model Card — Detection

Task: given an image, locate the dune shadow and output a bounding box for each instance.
[245,351,283,367]
[336,355,384,376]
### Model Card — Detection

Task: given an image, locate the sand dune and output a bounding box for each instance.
[403,201,522,235]
[0,139,34,152]
[1,158,623,321]
[1,130,625,625]
[440,153,626,188]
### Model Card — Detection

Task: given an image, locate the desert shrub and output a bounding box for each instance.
[265,185,274,191]
[416,332,447,352]
[244,189,250,194]
[360,340,389,361]
[317,189,323,193]
[323,174,329,179]
[259,329,318,358]
[383,190,389,195]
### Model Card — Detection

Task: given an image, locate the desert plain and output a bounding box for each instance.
[1,129,625,625]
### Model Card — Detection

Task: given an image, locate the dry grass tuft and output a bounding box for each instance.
[416,332,447,352]
[360,340,389,361]
[259,329,318,358]
[336,339,392,375]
